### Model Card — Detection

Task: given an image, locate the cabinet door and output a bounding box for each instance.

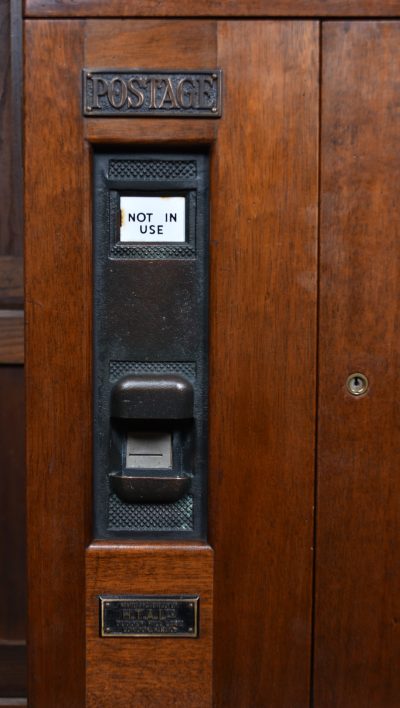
[25,18,319,707]
[315,21,400,708]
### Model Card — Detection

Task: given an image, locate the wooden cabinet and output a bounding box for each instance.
[20,5,400,707]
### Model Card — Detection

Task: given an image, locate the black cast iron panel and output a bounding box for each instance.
[93,150,209,539]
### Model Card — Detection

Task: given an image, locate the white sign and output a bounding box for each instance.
[120,195,185,243]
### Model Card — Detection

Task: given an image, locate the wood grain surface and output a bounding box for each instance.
[85,18,216,68]
[25,0,400,18]
[0,310,23,363]
[25,20,89,708]
[86,543,213,707]
[314,20,400,708]
[209,21,318,707]
[84,119,216,146]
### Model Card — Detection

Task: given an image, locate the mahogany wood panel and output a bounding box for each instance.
[314,21,400,708]
[84,18,217,67]
[86,543,213,707]
[85,18,216,66]
[0,257,23,309]
[0,311,23,363]
[209,21,318,707]
[25,20,90,708]
[25,0,400,18]
[84,119,216,145]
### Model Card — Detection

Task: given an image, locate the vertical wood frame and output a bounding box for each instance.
[25,20,90,708]
[210,21,319,706]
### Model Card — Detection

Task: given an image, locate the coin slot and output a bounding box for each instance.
[126,431,172,469]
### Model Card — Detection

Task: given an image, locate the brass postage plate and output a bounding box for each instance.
[83,70,222,117]
[100,595,199,637]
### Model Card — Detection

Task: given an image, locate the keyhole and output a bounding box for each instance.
[346,372,369,396]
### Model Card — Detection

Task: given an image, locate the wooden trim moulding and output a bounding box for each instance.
[24,0,400,18]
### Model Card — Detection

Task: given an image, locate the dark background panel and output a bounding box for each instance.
[0,367,26,698]
[0,0,25,702]
[0,0,22,257]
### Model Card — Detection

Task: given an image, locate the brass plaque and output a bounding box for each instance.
[83,70,222,117]
[100,595,199,637]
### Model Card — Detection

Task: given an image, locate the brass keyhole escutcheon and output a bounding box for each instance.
[346,372,369,397]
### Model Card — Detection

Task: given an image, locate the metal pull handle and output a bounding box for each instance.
[111,374,194,419]
[109,472,191,504]
[110,374,193,503]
